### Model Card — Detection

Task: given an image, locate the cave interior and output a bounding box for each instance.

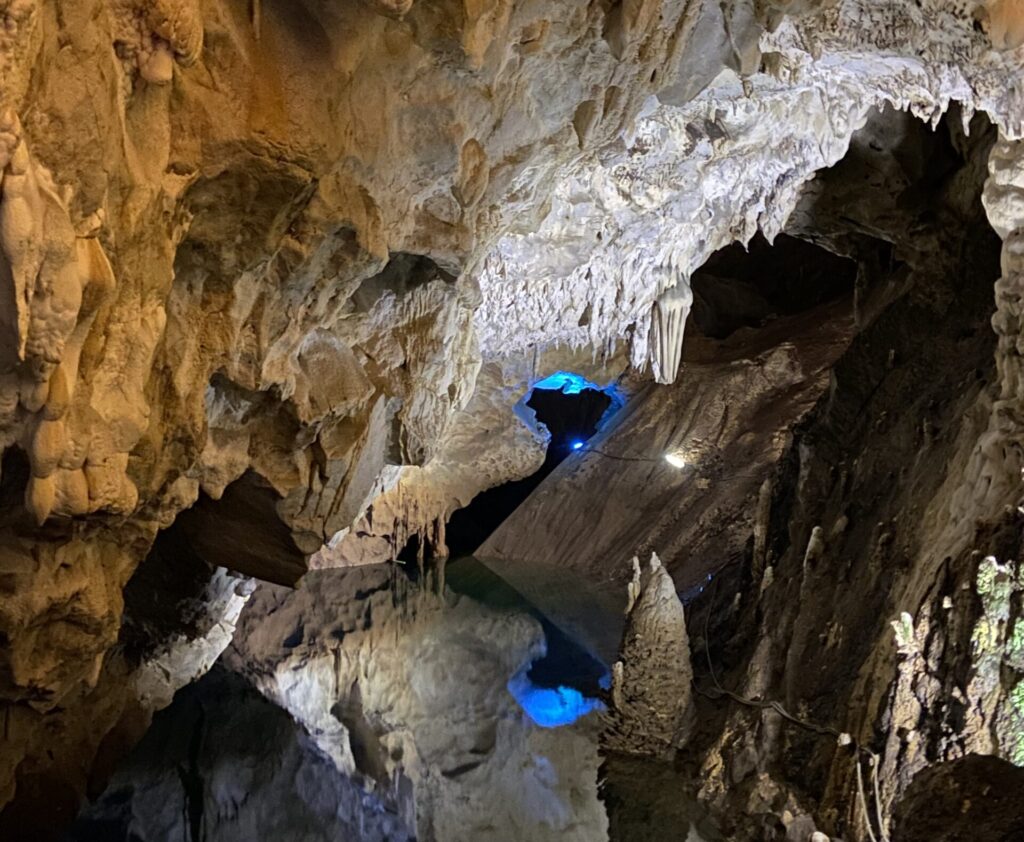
[2,3,1024,842]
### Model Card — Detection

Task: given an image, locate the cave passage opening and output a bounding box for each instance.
[441,372,624,559]
[689,232,858,340]
[443,555,612,729]
[439,374,624,728]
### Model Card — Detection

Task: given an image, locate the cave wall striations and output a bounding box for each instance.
[1,0,1024,832]
[0,0,700,820]
[685,135,1024,841]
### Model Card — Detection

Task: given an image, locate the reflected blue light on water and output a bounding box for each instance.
[507,669,605,728]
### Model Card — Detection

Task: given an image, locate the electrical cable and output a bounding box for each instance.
[575,445,663,463]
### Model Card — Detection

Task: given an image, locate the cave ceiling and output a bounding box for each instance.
[3,0,1024,837]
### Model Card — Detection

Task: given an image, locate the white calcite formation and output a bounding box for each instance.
[318,346,629,568]
[225,566,608,842]
[476,0,1024,379]
[3,0,1024,829]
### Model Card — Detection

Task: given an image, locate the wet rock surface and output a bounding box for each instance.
[4,0,1024,837]
[67,667,415,842]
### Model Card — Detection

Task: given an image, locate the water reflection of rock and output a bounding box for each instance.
[71,558,723,841]
[601,753,721,842]
[68,667,414,842]
[226,564,608,842]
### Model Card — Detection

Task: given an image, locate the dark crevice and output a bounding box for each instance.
[350,252,455,314]
[0,446,29,513]
[172,471,308,587]
[689,233,857,340]
[440,383,617,558]
[120,519,217,665]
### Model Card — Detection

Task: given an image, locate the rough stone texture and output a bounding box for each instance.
[475,0,1024,377]
[600,753,724,842]
[0,559,252,836]
[224,565,607,842]
[67,667,416,842]
[861,133,1024,823]
[604,553,696,759]
[0,0,699,819]
[4,0,1024,832]
[690,127,1016,840]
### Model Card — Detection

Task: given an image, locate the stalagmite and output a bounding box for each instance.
[603,553,695,759]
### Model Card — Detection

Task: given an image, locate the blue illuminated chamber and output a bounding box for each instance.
[532,371,599,395]
[527,371,625,431]
[507,667,606,728]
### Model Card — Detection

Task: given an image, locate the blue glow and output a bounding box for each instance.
[532,371,598,395]
[507,670,605,728]
[572,440,584,450]
[523,371,626,435]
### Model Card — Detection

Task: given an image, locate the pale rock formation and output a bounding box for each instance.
[0,109,132,524]
[604,553,696,759]
[69,668,416,842]
[650,283,692,385]
[3,0,1024,830]
[0,0,700,812]
[480,100,1022,840]
[111,0,204,84]
[0,558,253,816]
[318,346,629,569]
[225,566,608,842]
[476,0,1024,379]
[132,568,254,711]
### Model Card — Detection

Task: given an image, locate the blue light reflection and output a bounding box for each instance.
[507,669,605,728]
[532,371,597,395]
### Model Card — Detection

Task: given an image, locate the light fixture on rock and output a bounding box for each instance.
[664,450,687,468]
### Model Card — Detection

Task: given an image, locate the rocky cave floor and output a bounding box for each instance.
[5,1,1024,840]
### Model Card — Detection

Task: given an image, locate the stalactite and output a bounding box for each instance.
[649,282,692,385]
